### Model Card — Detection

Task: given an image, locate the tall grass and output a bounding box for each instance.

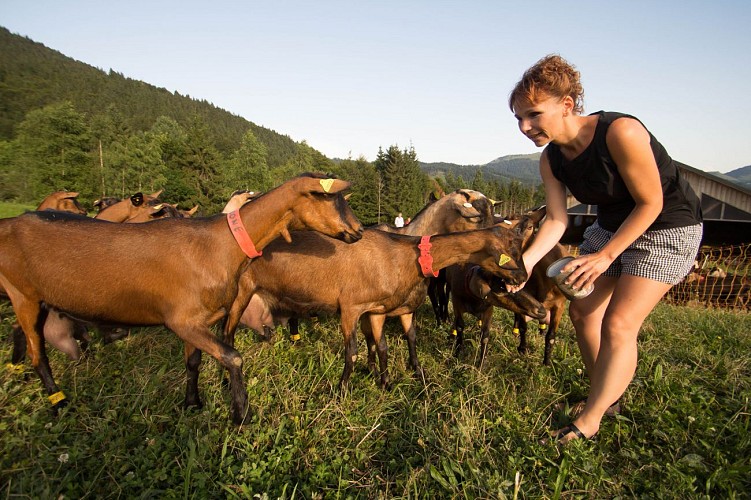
[1,300,749,498]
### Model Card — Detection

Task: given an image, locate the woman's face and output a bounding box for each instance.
[512,95,568,147]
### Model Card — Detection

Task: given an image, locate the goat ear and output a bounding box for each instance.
[529,205,547,223]
[470,274,492,300]
[131,193,144,206]
[65,191,80,199]
[280,227,293,243]
[311,178,350,194]
[455,197,482,218]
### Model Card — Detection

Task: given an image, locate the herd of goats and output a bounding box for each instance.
[1,172,573,425]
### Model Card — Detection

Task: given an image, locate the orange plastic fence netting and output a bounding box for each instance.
[564,243,750,310]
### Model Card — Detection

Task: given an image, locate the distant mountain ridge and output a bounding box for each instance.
[722,165,751,188]
[420,152,542,185]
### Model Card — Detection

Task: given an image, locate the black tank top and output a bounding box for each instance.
[547,111,702,232]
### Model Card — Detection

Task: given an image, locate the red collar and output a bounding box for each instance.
[418,235,439,277]
[226,209,262,259]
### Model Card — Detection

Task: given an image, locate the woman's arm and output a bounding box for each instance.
[564,117,664,289]
[507,149,568,292]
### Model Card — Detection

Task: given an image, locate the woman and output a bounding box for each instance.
[508,55,702,444]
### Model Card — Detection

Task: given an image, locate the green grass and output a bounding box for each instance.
[0,202,35,219]
[1,301,749,498]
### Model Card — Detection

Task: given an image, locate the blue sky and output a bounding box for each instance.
[2,1,749,173]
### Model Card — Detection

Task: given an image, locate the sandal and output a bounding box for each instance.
[540,423,590,445]
[556,399,621,419]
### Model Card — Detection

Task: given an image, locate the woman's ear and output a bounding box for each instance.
[562,95,575,117]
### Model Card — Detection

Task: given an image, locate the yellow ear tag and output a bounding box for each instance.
[319,178,335,193]
[498,254,511,266]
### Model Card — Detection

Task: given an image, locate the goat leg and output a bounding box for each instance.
[11,322,26,365]
[366,314,390,389]
[400,314,424,382]
[476,308,494,370]
[184,345,204,410]
[451,312,466,357]
[437,269,450,324]
[542,306,563,366]
[514,314,529,355]
[16,302,68,414]
[338,319,359,390]
[360,317,378,378]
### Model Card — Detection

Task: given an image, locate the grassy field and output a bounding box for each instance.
[0,203,35,219]
[1,298,749,498]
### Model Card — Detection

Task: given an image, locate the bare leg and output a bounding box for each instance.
[568,276,618,373]
[562,275,671,441]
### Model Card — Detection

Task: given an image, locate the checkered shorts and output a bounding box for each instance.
[579,221,703,285]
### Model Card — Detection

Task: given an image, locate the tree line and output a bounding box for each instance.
[0,100,543,222]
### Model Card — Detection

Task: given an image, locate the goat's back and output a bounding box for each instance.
[0,212,236,322]
[246,229,425,315]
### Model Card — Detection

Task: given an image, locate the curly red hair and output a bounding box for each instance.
[509,54,584,114]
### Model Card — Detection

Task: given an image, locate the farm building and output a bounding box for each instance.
[561,162,751,246]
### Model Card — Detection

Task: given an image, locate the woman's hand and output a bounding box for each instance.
[506,259,535,293]
[561,252,614,291]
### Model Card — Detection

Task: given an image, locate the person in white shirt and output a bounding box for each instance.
[394,212,404,228]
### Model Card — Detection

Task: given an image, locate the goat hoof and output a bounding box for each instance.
[51,398,70,417]
[412,367,426,385]
[184,398,203,411]
[231,409,252,426]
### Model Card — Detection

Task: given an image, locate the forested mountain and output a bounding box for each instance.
[0,27,543,218]
[0,26,297,166]
[420,152,541,186]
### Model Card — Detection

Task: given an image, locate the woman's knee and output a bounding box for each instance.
[568,301,596,327]
[601,313,641,345]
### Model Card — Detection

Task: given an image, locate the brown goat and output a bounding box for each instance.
[446,206,549,367]
[446,264,547,367]
[5,193,90,364]
[500,208,569,366]
[92,197,121,212]
[226,224,528,390]
[272,189,500,342]
[10,190,190,362]
[94,192,168,222]
[0,173,363,424]
[36,191,87,215]
[372,189,498,325]
[222,190,262,214]
[511,243,570,365]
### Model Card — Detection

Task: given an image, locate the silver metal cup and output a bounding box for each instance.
[546,256,594,300]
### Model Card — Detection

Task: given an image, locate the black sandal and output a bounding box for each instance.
[556,423,586,443]
[540,423,590,445]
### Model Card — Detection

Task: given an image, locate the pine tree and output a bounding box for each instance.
[375,144,429,221]
[13,101,95,202]
[337,156,381,224]
[225,129,272,194]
